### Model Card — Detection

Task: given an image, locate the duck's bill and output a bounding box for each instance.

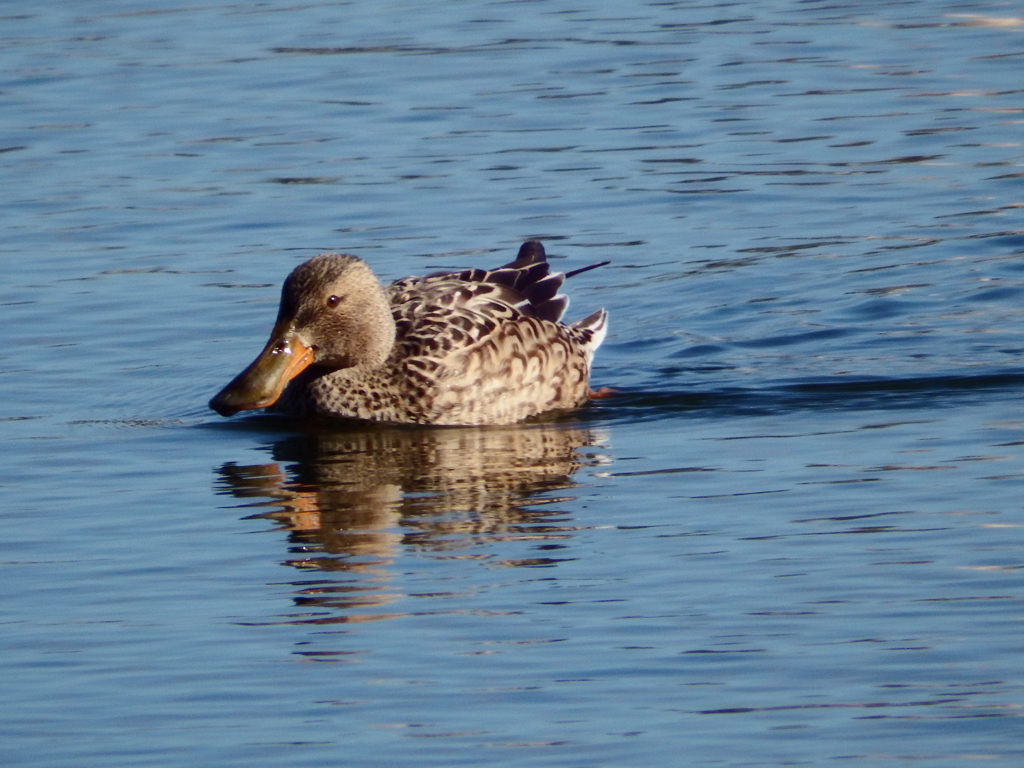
[209,331,315,417]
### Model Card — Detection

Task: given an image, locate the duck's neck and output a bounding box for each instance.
[355,294,395,370]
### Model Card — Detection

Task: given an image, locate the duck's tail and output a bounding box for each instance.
[571,308,609,365]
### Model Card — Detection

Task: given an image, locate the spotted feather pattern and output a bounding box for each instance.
[283,241,608,425]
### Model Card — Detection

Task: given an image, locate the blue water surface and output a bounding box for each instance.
[3,1,1024,766]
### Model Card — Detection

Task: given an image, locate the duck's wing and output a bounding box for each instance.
[385,295,597,424]
[386,240,609,325]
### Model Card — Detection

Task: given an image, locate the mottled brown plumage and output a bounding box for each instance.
[210,240,608,425]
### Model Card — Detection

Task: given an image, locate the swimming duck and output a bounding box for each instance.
[209,240,608,425]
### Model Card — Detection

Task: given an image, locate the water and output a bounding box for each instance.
[3,1,1024,765]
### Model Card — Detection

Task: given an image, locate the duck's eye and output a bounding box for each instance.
[326,295,341,308]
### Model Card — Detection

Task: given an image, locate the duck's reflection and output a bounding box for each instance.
[215,422,608,623]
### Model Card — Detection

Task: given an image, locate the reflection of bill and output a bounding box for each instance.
[215,424,609,623]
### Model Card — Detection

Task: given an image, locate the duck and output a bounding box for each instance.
[209,240,608,425]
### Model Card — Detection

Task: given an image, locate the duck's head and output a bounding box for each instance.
[210,254,395,417]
